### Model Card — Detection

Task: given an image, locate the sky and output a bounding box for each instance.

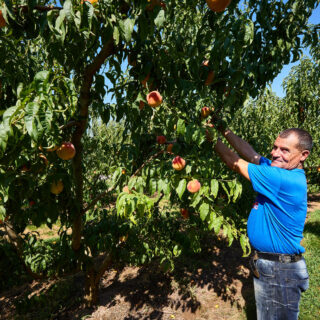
[270,5,320,97]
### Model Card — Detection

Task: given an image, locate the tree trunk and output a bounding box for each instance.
[84,252,113,306]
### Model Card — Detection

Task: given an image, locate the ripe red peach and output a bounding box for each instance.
[187,179,201,193]
[172,156,186,171]
[147,90,163,108]
[56,142,76,160]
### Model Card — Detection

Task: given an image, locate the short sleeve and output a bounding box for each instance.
[248,161,281,199]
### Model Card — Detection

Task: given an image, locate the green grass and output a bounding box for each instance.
[299,209,320,320]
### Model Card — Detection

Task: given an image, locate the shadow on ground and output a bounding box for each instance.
[1,239,257,320]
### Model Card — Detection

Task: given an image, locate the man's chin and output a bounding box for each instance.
[271,161,283,168]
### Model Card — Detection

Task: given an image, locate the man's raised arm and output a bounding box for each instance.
[219,126,261,165]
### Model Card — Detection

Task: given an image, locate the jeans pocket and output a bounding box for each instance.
[256,259,275,278]
[286,268,309,309]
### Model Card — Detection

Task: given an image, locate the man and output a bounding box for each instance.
[213,126,312,320]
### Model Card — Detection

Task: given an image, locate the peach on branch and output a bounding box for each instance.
[317,166,320,173]
[56,142,76,160]
[187,179,201,193]
[141,73,150,88]
[156,135,166,144]
[172,156,186,171]
[29,200,36,207]
[180,208,189,219]
[146,0,162,11]
[81,0,98,4]
[147,90,163,108]
[139,100,145,110]
[166,144,174,154]
[122,185,131,193]
[206,0,231,12]
[205,71,215,86]
[201,107,211,119]
[50,180,64,195]
[21,164,31,172]
[0,10,6,28]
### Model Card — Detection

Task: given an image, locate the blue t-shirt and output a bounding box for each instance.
[247,157,307,254]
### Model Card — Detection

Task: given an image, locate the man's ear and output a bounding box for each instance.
[301,150,310,162]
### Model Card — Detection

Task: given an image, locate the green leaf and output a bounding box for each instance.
[173,244,181,257]
[118,18,135,43]
[177,119,186,136]
[244,19,254,45]
[25,102,40,141]
[210,179,219,198]
[240,234,251,257]
[176,179,186,200]
[233,181,242,202]
[199,202,209,221]
[0,205,5,221]
[212,216,223,234]
[113,26,120,45]
[0,124,9,152]
[154,10,165,28]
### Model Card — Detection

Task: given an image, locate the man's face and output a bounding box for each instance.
[270,134,308,170]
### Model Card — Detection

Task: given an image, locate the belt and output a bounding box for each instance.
[253,250,303,263]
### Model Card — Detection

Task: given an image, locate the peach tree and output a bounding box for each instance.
[0,0,319,305]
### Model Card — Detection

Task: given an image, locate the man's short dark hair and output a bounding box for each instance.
[279,128,313,151]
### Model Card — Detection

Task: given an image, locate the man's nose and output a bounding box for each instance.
[272,148,280,157]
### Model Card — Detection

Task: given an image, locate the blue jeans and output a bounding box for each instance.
[253,257,309,320]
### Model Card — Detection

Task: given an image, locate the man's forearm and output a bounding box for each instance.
[214,139,250,180]
[219,128,260,164]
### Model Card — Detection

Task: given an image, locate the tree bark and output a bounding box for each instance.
[71,38,116,252]
[84,252,113,306]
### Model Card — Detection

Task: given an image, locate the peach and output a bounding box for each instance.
[139,100,145,110]
[147,90,163,108]
[206,0,231,12]
[156,135,166,144]
[172,156,186,171]
[0,10,6,28]
[187,179,201,193]
[141,73,150,88]
[56,142,76,160]
[201,107,211,118]
[29,200,36,207]
[180,208,189,219]
[50,180,64,195]
[122,185,131,193]
[317,166,320,173]
[205,70,215,86]
[21,164,31,172]
[81,0,98,4]
[146,0,161,11]
[166,143,174,153]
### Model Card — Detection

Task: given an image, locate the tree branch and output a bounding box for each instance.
[132,150,164,178]
[71,38,116,251]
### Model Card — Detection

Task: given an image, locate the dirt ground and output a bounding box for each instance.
[1,194,319,320]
